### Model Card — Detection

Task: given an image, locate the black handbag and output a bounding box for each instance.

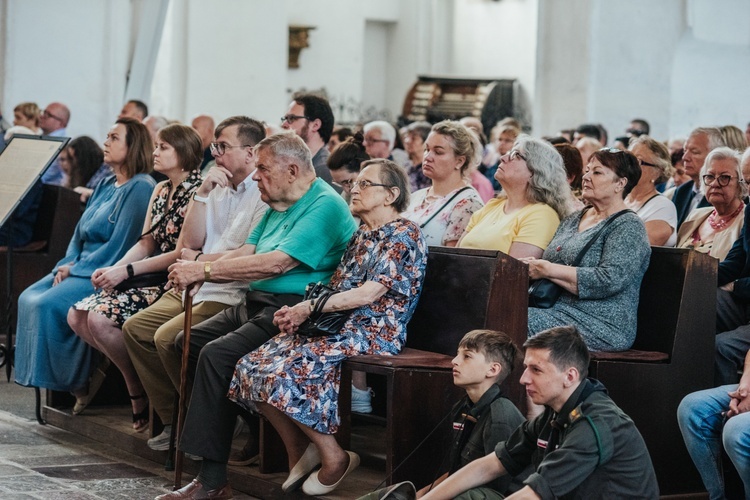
[528,209,632,309]
[296,282,352,338]
[114,271,169,292]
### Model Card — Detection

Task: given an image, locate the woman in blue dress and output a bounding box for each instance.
[69,124,203,430]
[227,160,428,496]
[14,118,155,398]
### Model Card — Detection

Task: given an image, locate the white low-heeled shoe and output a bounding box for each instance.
[301,451,360,496]
[281,443,321,493]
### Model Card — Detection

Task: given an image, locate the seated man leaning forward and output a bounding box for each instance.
[157,132,357,500]
[422,325,659,500]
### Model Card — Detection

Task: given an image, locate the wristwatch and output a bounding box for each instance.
[193,193,210,204]
[204,261,212,281]
[126,263,135,278]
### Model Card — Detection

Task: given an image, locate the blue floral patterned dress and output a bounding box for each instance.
[227,218,428,434]
[74,171,201,325]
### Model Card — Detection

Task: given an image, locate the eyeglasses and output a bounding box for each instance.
[702,174,740,187]
[639,159,659,168]
[350,179,393,191]
[209,142,251,156]
[502,149,527,162]
[280,114,310,124]
[333,179,355,190]
[42,109,64,122]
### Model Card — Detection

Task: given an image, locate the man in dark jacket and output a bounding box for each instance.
[422,326,659,500]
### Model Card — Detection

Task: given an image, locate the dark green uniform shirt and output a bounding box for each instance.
[495,379,659,499]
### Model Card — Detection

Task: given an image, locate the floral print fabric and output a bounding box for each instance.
[74,171,201,325]
[227,218,428,434]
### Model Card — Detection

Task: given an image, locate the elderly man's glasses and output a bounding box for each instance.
[281,114,310,124]
[702,174,739,187]
[42,109,64,122]
[210,142,251,156]
[364,136,390,144]
[350,180,393,191]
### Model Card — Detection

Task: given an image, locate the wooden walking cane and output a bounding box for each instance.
[173,284,194,490]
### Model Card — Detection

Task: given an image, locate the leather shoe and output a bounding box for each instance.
[301,451,360,496]
[281,443,321,492]
[155,479,233,499]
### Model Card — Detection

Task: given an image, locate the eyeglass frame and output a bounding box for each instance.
[42,109,64,122]
[280,114,311,124]
[502,149,527,162]
[702,174,742,187]
[638,159,659,168]
[209,142,252,156]
[349,179,394,191]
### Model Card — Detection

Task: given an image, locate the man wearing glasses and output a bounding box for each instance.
[672,127,725,228]
[39,102,71,185]
[280,93,336,188]
[123,116,269,456]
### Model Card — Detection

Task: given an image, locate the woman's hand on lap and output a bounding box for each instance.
[519,257,549,280]
[53,265,71,286]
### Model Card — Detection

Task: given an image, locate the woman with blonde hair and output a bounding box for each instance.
[458,136,573,258]
[402,120,484,246]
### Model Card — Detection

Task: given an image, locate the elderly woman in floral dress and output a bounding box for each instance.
[227,159,428,496]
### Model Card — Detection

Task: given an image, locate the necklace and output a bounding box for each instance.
[707,203,743,231]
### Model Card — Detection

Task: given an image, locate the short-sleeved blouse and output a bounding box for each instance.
[402,186,484,246]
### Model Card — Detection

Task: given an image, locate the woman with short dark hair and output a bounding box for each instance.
[523,149,651,351]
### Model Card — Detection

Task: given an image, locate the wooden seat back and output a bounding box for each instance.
[588,247,717,495]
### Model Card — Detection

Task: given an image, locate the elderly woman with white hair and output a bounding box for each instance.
[677,147,747,261]
[458,136,573,258]
[402,120,485,246]
[625,136,678,246]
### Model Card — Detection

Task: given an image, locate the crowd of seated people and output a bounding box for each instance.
[8,91,750,499]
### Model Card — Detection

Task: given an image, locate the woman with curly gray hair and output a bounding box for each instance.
[458,135,573,258]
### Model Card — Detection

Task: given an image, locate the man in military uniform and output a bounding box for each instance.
[422,325,659,500]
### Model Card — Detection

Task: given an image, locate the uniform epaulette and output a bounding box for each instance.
[569,405,585,424]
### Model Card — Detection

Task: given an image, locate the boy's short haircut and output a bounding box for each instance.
[524,325,590,379]
[458,329,519,384]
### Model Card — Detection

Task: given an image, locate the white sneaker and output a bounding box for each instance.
[351,385,373,413]
[147,426,172,451]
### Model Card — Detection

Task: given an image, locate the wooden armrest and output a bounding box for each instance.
[590,349,669,362]
[346,348,454,370]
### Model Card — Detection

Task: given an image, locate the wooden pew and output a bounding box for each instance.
[1,185,82,341]
[335,246,529,488]
[587,247,716,496]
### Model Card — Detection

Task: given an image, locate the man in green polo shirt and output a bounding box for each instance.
[163,132,356,500]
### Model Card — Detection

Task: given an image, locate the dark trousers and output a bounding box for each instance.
[715,288,750,385]
[176,290,302,462]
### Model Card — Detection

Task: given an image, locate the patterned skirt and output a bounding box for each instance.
[74,285,165,326]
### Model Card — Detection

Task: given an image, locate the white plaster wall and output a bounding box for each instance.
[668,0,750,137]
[534,0,592,136]
[450,0,539,128]
[585,0,685,141]
[2,0,132,139]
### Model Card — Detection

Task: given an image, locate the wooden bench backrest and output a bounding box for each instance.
[406,246,529,356]
[634,247,716,356]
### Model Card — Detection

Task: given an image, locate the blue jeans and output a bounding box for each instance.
[677,385,750,500]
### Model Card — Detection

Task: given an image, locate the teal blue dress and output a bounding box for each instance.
[14,174,155,392]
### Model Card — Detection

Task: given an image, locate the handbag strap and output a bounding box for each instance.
[571,209,632,266]
[419,186,472,229]
[312,288,335,315]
